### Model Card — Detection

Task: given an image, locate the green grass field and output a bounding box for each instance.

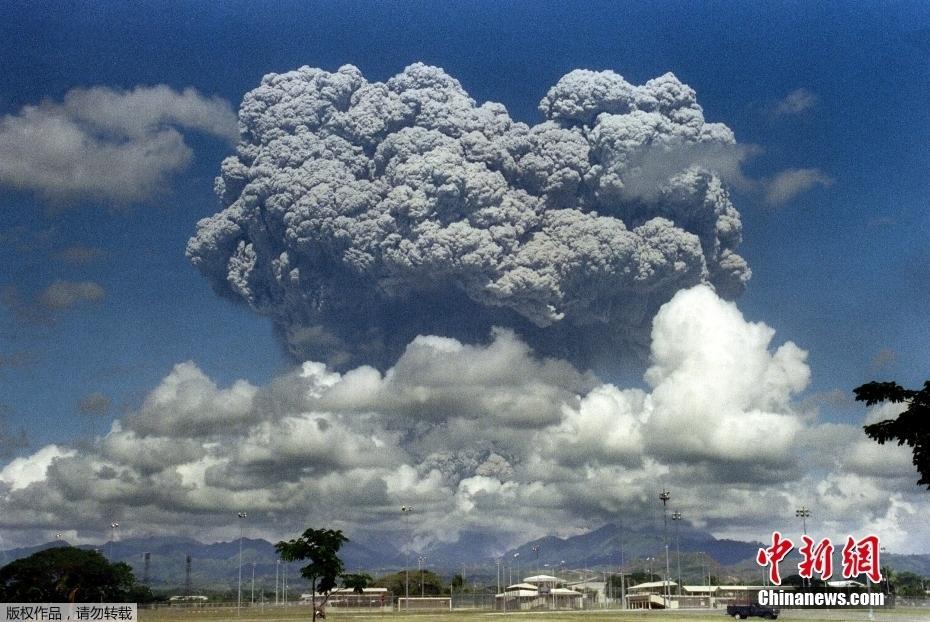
[139,605,930,622]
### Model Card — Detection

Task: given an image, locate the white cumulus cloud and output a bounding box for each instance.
[1,287,925,550]
[0,85,238,203]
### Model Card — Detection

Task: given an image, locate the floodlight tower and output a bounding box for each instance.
[237,511,247,615]
[795,506,810,535]
[795,507,810,587]
[532,544,540,575]
[401,505,414,610]
[109,522,119,561]
[418,555,428,596]
[671,512,683,595]
[659,490,671,601]
[185,554,192,596]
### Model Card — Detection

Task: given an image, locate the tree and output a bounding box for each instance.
[275,528,347,622]
[0,546,151,601]
[372,570,447,596]
[892,571,926,599]
[854,380,930,488]
[341,573,372,593]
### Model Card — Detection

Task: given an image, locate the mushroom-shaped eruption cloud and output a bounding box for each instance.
[188,64,751,368]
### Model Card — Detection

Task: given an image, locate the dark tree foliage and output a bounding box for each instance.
[275,528,347,622]
[372,570,447,596]
[854,380,930,489]
[0,546,151,601]
[891,571,927,599]
[341,573,372,593]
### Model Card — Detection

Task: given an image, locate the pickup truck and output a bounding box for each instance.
[726,603,779,619]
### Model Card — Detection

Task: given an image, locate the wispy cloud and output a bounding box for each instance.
[53,245,107,265]
[2,280,106,325]
[775,88,817,115]
[0,85,238,204]
[764,168,834,206]
[871,347,896,370]
[0,351,38,371]
[77,392,111,417]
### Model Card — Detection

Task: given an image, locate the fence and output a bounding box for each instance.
[396,597,452,611]
[321,593,393,612]
[450,594,496,610]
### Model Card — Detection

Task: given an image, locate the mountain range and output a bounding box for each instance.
[2,524,926,593]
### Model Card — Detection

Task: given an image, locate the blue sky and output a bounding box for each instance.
[0,1,928,549]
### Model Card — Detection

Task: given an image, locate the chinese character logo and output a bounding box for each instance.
[757,531,794,585]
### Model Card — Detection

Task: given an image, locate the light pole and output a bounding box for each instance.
[532,544,540,575]
[251,562,255,604]
[496,557,502,593]
[237,511,247,615]
[418,555,427,596]
[795,506,810,535]
[659,489,671,602]
[513,552,520,584]
[275,559,280,605]
[109,522,119,561]
[795,507,810,587]
[672,512,682,596]
[401,505,414,610]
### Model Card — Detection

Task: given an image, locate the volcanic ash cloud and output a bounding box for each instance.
[187,64,751,367]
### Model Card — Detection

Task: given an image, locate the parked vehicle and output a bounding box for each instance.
[726,603,779,619]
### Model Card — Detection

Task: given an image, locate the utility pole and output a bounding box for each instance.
[418,556,427,597]
[401,505,414,610]
[185,554,192,596]
[237,512,247,615]
[672,512,683,596]
[659,490,671,603]
[795,507,811,587]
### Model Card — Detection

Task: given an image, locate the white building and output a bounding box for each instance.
[494,575,584,610]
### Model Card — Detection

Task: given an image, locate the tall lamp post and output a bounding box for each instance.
[237,511,247,615]
[401,505,414,610]
[795,507,810,587]
[418,555,428,596]
[109,522,119,561]
[532,544,540,575]
[671,512,682,596]
[659,489,671,602]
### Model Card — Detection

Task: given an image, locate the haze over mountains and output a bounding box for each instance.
[3,525,927,592]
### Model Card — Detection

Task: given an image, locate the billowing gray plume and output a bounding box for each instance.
[188,64,750,368]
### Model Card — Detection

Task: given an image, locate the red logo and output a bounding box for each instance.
[841,535,881,583]
[798,535,834,580]
[756,531,794,585]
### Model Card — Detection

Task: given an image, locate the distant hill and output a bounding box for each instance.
[1,526,926,593]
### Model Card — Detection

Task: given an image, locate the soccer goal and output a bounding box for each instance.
[396,597,453,611]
